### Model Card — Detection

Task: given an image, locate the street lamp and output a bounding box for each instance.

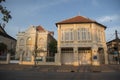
[115,30,120,64]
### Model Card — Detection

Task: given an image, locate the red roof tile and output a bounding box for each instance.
[56,16,106,28]
[56,16,95,24]
[36,25,45,32]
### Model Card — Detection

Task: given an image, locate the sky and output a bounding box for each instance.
[1,0,120,42]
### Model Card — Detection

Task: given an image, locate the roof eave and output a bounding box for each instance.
[56,22,107,29]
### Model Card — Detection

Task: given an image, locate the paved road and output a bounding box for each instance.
[0,70,120,80]
[0,64,120,72]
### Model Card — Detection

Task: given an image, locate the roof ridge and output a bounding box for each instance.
[81,16,96,22]
[56,15,95,24]
[36,25,46,31]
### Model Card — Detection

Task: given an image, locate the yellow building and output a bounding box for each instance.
[16,25,57,65]
[56,16,108,66]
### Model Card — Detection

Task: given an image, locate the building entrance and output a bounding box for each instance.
[61,48,73,65]
[78,48,91,65]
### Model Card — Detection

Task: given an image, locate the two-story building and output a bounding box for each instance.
[16,25,57,65]
[56,15,108,66]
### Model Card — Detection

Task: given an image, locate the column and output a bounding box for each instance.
[19,53,23,64]
[92,45,100,66]
[73,47,79,66]
[104,48,108,64]
[55,47,61,65]
[56,25,61,65]
[6,53,10,64]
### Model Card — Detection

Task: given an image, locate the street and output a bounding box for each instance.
[0,70,120,80]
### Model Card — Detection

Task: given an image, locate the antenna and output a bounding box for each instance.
[78,12,80,16]
[18,27,20,33]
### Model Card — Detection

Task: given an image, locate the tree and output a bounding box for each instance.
[0,0,12,28]
[48,41,57,56]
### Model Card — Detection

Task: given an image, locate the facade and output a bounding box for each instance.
[16,25,57,65]
[107,39,120,64]
[56,16,108,66]
[0,26,16,56]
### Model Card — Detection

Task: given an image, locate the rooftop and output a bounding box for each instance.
[56,15,106,28]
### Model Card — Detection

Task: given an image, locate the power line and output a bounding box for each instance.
[106,33,115,42]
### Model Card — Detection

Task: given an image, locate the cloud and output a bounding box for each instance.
[97,15,120,23]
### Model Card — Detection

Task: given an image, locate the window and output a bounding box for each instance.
[20,39,24,46]
[96,29,103,42]
[23,49,31,61]
[39,38,44,43]
[39,38,44,47]
[26,37,32,45]
[61,48,73,53]
[81,28,86,40]
[78,28,91,41]
[61,29,74,41]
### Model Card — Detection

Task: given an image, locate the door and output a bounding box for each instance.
[61,53,73,65]
[78,49,91,65]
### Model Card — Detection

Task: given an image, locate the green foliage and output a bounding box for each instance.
[48,41,57,55]
[0,0,12,26]
[0,0,5,3]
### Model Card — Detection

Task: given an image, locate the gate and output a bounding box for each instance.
[78,48,91,65]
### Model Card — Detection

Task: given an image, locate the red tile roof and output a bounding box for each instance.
[56,16,106,28]
[36,25,45,32]
[36,25,54,35]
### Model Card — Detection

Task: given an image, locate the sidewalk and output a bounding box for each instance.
[0,64,120,72]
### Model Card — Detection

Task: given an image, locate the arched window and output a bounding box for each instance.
[19,39,24,46]
[38,38,46,48]
[38,38,45,48]
[26,37,32,45]
[39,38,44,43]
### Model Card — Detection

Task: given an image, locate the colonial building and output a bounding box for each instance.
[56,15,108,66]
[107,38,120,64]
[16,25,57,65]
[0,26,16,56]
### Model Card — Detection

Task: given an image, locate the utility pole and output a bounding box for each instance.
[115,30,120,64]
[34,27,38,67]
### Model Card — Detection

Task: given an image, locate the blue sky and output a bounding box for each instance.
[2,0,120,42]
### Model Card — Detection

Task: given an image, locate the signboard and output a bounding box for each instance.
[93,55,97,60]
[35,57,42,61]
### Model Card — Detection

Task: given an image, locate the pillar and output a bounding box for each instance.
[73,47,79,66]
[56,25,61,65]
[31,55,34,63]
[6,53,10,64]
[92,45,100,66]
[104,48,108,64]
[56,47,61,65]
